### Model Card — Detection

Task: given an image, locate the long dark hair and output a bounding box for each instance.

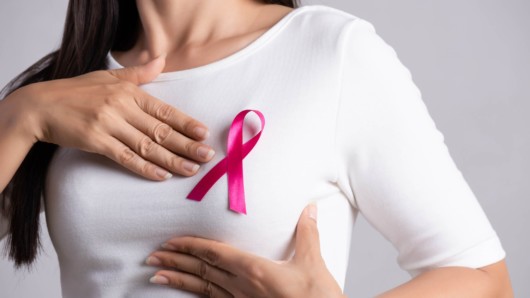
[1,0,300,268]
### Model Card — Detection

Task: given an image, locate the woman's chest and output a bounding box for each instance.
[43,92,340,263]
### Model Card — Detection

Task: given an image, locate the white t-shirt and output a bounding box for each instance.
[1,4,505,297]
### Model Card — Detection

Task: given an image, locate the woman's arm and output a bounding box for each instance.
[0,55,214,192]
[376,260,513,298]
[0,87,38,194]
[0,90,37,240]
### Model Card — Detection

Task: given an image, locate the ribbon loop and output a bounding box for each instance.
[186,109,265,214]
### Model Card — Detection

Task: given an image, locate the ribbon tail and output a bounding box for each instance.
[227,114,246,214]
[227,156,246,214]
[187,158,228,201]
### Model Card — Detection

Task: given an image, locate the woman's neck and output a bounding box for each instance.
[134,0,265,59]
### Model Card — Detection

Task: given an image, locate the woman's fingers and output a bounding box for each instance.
[145,205,345,297]
[149,238,278,296]
[146,251,235,293]
[162,236,267,277]
[98,135,172,181]
[107,54,166,85]
[124,105,215,164]
[150,270,233,298]
[293,203,322,264]
[110,119,201,177]
[30,54,214,181]
[134,88,210,141]
[107,55,214,168]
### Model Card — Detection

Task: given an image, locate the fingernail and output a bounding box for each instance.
[182,160,200,173]
[155,168,172,180]
[308,204,317,222]
[161,243,176,250]
[145,256,162,266]
[149,275,169,285]
[197,146,215,159]
[194,127,209,139]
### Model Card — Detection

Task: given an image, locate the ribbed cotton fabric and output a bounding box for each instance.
[0,4,505,297]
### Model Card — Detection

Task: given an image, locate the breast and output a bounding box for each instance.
[45,145,302,255]
[43,145,301,295]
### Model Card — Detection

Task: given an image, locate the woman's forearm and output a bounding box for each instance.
[375,260,513,298]
[0,87,39,194]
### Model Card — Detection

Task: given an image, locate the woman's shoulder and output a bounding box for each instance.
[280,4,389,68]
[295,4,361,24]
[288,5,376,46]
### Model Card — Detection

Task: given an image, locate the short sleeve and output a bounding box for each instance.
[334,18,506,277]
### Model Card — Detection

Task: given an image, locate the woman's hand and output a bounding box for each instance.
[145,204,347,298]
[11,54,214,180]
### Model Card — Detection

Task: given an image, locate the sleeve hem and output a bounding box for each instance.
[406,235,507,278]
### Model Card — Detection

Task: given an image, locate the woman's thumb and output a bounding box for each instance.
[107,53,166,85]
[293,203,322,263]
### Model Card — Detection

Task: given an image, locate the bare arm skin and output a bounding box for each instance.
[375,260,513,298]
[0,88,38,194]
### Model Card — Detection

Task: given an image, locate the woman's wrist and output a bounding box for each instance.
[1,83,45,145]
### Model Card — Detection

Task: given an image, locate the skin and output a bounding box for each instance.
[0,0,515,296]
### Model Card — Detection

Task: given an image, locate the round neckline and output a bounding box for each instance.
[107,5,314,81]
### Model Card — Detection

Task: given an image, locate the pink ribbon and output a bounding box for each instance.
[186,109,265,214]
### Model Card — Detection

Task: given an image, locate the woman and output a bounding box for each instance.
[0,0,513,297]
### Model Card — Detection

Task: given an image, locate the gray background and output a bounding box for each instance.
[1,0,528,297]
